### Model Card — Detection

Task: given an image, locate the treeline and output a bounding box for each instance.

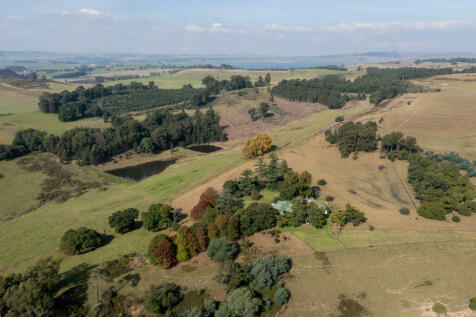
[0,108,226,165]
[271,67,458,108]
[415,57,476,65]
[202,73,271,94]
[38,82,207,122]
[316,65,347,71]
[325,121,379,157]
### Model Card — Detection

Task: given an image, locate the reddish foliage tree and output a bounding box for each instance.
[191,187,217,219]
[195,226,208,252]
[154,240,177,269]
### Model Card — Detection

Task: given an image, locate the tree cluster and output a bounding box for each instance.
[38,81,209,122]
[271,67,456,108]
[325,121,378,157]
[408,154,476,220]
[381,131,421,161]
[1,107,226,165]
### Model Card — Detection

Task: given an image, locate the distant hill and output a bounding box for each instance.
[0,68,22,79]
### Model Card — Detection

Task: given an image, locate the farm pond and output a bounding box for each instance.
[107,145,222,182]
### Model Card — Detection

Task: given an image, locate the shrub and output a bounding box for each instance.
[102,254,134,278]
[60,227,102,255]
[274,287,290,305]
[144,283,183,314]
[207,238,239,262]
[108,208,139,234]
[432,303,447,314]
[242,133,273,158]
[147,234,177,268]
[335,116,344,122]
[469,297,476,310]
[317,179,327,186]
[399,208,410,215]
[142,203,173,231]
[452,215,461,222]
[325,195,334,202]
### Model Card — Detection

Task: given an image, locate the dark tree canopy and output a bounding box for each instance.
[59,227,103,255]
[108,208,139,234]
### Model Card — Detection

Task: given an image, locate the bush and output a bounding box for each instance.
[399,208,410,215]
[60,227,103,255]
[432,303,447,314]
[242,133,273,158]
[452,215,461,222]
[274,287,290,305]
[325,195,334,202]
[317,179,327,186]
[142,203,173,231]
[144,283,183,314]
[469,297,476,310]
[108,208,139,234]
[335,116,344,122]
[207,238,239,262]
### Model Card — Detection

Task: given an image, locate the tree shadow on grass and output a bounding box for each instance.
[55,263,98,312]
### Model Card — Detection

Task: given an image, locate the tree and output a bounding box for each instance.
[142,203,173,231]
[249,255,290,291]
[1,257,60,317]
[60,227,102,255]
[274,287,290,305]
[279,170,313,200]
[236,203,279,236]
[265,73,271,85]
[242,133,273,159]
[191,187,217,219]
[175,231,190,262]
[215,288,262,317]
[217,262,251,290]
[147,234,177,268]
[144,283,183,314]
[108,208,139,234]
[207,238,239,262]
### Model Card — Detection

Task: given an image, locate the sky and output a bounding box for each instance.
[1,0,476,56]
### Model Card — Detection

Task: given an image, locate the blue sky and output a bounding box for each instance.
[1,0,476,55]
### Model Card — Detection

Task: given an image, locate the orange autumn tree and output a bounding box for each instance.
[242,133,273,158]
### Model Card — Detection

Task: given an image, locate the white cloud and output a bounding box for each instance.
[210,22,229,32]
[263,24,311,33]
[185,24,205,32]
[321,20,471,33]
[78,8,101,16]
[60,10,72,16]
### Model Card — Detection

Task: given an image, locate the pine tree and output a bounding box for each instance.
[266,153,280,189]
[255,157,267,184]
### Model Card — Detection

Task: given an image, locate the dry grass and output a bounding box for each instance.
[362,73,476,160]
